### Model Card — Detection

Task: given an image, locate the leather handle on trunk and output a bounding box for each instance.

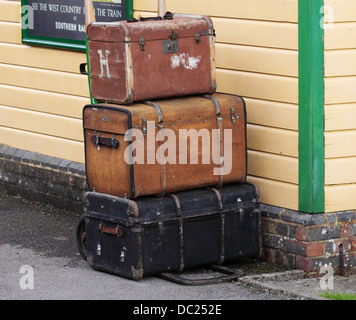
[90,134,119,149]
[99,222,124,237]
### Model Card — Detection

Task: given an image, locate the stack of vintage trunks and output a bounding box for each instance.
[76,0,261,281]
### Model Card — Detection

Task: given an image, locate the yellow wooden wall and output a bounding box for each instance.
[0,0,89,163]
[135,0,299,210]
[0,0,299,210]
[324,0,356,212]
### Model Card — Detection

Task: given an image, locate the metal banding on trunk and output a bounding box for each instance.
[215,116,224,188]
[142,101,164,123]
[201,94,221,115]
[171,194,184,272]
[143,100,165,196]
[156,123,167,196]
[206,187,225,264]
[201,94,225,187]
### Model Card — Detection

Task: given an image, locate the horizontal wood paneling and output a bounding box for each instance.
[0,63,89,97]
[324,0,356,210]
[247,175,298,210]
[325,77,356,104]
[324,0,356,22]
[0,1,20,23]
[0,21,21,44]
[216,44,298,77]
[247,124,298,157]
[323,2,356,212]
[0,126,84,163]
[0,105,83,141]
[325,130,356,158]
[0,0,87,163]
[217,69,298,104]
[0,43,87,73]
[0,84,88,119]
[325,184,356,212]
[248,150,298,184]
[325,103,356,131]
[212,18,298,50]
[134,0,298,22]
[325,157,356,185]
[325,49,356,77]
[325,22,356,50]
[245,98,298,131]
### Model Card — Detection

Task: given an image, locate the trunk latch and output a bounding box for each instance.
[139,35,145,51]
[194,31,201,44]
[168,30,178,41]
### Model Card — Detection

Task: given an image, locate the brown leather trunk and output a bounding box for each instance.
[86,13,216,104]
[83,93,246,198]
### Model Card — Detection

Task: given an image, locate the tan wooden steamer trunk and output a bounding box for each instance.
[83,93,247,198]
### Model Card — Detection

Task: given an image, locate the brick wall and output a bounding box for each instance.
[0,144,88,213]
[261,204,356,277]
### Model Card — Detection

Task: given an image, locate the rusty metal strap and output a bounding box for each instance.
[201,94,220,115]
[206,187,223,210]
[142,101,165,196]
[206,187,225,264]
[215,116,224,188]
[142,101,164,123]
[156,124,167,197]
[171,194,184,272]
[201,95,224,187]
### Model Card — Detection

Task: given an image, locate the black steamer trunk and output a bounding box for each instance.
[83,183,261,280]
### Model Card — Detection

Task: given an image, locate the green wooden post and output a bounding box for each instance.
[298,0,325,213]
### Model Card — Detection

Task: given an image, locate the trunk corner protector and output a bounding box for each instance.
[127,200,140,218]
[210,81,217,95]
[83,192,90,206]
[124,90,135,105]
[246,182,261,202]
[120,22,131,37]
[131,265,144,280]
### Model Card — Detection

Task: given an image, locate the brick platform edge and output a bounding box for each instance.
[0,144,89,213]
[261,204,356,277]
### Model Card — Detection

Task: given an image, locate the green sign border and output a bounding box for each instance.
[21,0,133,51]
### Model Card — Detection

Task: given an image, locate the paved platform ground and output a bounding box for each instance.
[0,191,355,301]
[239,270,356,300]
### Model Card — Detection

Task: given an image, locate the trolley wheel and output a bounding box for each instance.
[76,214,87,260]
